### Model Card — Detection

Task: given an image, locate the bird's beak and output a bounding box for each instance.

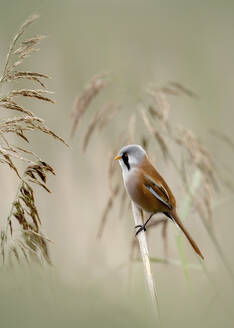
[114,155,121,161]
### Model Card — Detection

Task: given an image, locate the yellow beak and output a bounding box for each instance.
[114,155,121,161]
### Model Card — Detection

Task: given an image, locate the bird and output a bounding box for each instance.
[114,144,204,260]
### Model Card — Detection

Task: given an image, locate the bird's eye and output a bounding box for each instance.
[122,152,128,159]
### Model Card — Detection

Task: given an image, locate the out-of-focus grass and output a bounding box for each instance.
[1,1,234,328]
[0,264,234,328]
[0,265,154,328]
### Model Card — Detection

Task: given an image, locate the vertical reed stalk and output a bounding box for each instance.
[131,202,161,326]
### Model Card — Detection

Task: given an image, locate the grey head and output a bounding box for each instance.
[115,144,146,172]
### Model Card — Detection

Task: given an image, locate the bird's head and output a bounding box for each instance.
[114,144,146,172]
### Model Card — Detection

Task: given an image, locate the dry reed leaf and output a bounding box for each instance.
[71,72,110,138]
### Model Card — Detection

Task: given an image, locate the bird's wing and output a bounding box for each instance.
[143,174,173,210]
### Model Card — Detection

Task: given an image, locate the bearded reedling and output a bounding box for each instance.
[115,144,204,260]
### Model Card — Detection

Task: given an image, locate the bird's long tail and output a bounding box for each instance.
[168,211,204,260]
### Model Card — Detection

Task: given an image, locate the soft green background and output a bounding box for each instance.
[0,1,234,327]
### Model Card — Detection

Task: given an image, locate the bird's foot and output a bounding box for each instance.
[135,224,147,236]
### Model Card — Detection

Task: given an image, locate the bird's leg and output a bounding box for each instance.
[135,213,154,236]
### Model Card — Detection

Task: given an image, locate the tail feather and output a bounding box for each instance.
[168,211,204,260]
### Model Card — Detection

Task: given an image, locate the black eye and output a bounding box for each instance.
[122,152,130,170]
[122,152,128,159]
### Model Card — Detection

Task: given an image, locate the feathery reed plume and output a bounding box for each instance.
[71,72,111,138]
[1,161,54,264]
[0,15,66,265]
[0,14,46,85]
[9,89,55,103]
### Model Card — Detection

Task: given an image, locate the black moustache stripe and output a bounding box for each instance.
[122,153,130,170]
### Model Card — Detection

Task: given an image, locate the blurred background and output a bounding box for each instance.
[0,0,234,327]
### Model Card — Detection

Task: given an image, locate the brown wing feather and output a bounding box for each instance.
[143,175,172,210]
[139,156,176,209]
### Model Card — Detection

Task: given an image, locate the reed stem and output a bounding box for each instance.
[131,202,161,325]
